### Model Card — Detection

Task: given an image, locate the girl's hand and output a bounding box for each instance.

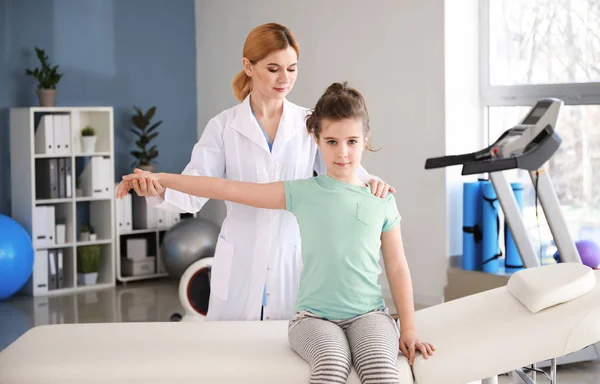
[399,329,435,365]
[116,169,165,199]
[369,178,396,198]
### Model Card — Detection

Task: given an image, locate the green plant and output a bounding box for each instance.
[130,106,161,167]
[81,126,95,136]
[77,245,101,274]
[80,224,89,233]
[25,47,63,90]
[89,225,95,234]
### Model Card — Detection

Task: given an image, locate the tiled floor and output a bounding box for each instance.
[1,279,600,383]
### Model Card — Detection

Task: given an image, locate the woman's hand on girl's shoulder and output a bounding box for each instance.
[368,178,396,198]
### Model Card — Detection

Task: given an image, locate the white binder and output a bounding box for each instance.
[32,250,49,295]
[52,114,71,155]
[80,156,112,198]
[33,206,55,247]
[116,190,133,232]
[34,115,54,155]
[169,211,181,227]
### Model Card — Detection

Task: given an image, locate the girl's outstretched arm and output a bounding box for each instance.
[119,172,286,210]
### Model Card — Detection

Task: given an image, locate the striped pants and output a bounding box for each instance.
[288,309,401,384]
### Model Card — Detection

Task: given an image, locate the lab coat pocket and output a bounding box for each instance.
[211,236,235,300]
[356,203,373,226]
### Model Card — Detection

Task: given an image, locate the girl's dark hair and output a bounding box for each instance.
[306,82,376,151]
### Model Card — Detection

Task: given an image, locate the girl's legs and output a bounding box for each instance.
[288,311,352,384]
[344,311,400,384]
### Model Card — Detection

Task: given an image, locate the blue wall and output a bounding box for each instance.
[0,0,197,216]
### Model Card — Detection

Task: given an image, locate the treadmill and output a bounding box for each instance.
[426,98,600,369]
[425,98,581,268]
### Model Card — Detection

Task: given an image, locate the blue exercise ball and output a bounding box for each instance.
[0,215,34,301]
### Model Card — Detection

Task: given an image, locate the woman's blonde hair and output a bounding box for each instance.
[232,22,300,102]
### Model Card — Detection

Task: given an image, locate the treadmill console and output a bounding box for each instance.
[424,98,563,175]
[492,99,560,159]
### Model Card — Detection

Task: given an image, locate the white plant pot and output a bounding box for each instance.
[78,272,98,286]
[80,232,90,241]
[89,233,97,241]
[81,136,97,153]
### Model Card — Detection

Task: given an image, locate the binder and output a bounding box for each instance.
[58,158,66,198]
[34,115,54,154]
[57,250,64,289]
[80,156,112,198]
[65,158,72,198]
[115,187,124,232]
[36,158,59,199]
[33,206,55,247]
[33,250,49,295]
[46,206,55,246]
[132,194,157,229]
[157,209,168,229]
[124,193,133,231]
[61,114,71,154]
[48,250,57,290]
[170,211,181,228]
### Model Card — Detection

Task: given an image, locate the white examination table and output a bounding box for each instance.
[1,263,600,384]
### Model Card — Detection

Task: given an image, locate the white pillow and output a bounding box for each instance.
[507,262,596,313]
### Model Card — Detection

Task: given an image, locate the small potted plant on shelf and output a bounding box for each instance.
[131,105,161,172]
[81,125,96,153]
[77,245,101,285]
[89,225,97,241]
[80,224,90,241]
[25,46,64,107]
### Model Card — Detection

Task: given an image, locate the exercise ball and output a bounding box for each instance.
[553,240,600,269]
[160,217,220,278]
[0,215,34,301]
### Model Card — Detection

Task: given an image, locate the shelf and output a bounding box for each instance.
[119,273,169,283]
[34,154,73,159]
[76,196,113,202]
[35,242,75,251]
[76,239,112,246]
[35,198,73,205]
[75,152,112,157]
[119,228,160,235]
[10,106,116,297]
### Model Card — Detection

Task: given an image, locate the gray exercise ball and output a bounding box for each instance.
[161,217,220,278]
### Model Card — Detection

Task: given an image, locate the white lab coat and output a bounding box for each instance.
[149,95,376,321]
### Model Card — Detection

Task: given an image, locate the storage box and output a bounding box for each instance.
[126,238,148,261]
[122,257,155,276]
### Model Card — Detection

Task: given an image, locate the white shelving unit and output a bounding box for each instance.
[10,107,116,297]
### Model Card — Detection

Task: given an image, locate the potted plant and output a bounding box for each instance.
[77,245,101,285]
[80,224,90,241]
[131,105,161,172]
[89,225,97,241]
[25,47,64,107]
[81,125,96,153]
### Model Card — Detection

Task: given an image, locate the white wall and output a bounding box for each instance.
[444,0,484,259]
[194,0,448,304]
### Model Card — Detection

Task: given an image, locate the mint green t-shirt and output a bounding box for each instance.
[283,175,401,320]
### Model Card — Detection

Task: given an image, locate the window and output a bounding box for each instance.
[481,0,600,262]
